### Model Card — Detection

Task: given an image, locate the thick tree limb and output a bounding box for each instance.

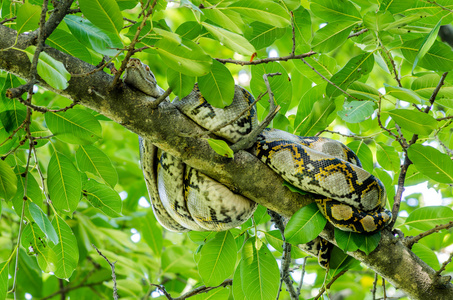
[1,25,452,300]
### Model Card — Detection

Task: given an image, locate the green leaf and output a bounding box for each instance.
[337,101,375,123]
[167,68,195,99]
[228,0,290,28]
[204,138,234,158]
[0,262,8,300]
[241,238,279,300]
[358,232,381,255]
[311,21,357,53]
[282,181,308,195]
[375,142,400,172]
[404,206,453,231]
[334,229,363,252]
[264,230,307,259]
[188,231,216,245]
[28,202,59,245]
[232,259,246,300]
[412,74,453,100]
[155,39,212,76]
[328,246,360,276]
[388,109,437,136]
[202,22,255,55]
[246,21,286,50]
[412,20,442,74]
[45,108,102,144]
[25,46,71,90]
[296,97,336,136]
[47,29,92,64]
[400,38,453,72]
[16,2,40,34]
[203,7,244,34]
[293,6,312,47]
[78,0,123,35]
[412,243,440,270]
[47,152,81,214]
[285,203,327,245]
[65,15,123,56]
[76,145,118,187]
[82,179,122,217]
[250,63,292,114]
[294,84,326,132]
[161,246,196,274]
[0,159,17,201]
[293,56,337,84]
[0,106,26,133]
[198,231,236,286]
[198,60,235,108]
[384,84,423,104]
[21,222,57,273]
[310,0,361,22]
[347,140,373,173]
[176,21,203,40]
[12,167,43,219]
[51,215,79,279]
[140,211,163,256]
[362,10,395,32]
[407,144,453,184]
[326,52,375,98]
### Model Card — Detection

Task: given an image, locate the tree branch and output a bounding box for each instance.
[1,24,452,300]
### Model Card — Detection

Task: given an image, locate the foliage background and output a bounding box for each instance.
[0,0,452,299]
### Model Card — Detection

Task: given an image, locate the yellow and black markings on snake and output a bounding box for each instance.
[127,59,391,267]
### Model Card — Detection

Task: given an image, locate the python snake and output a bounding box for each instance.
[125,58,391,267]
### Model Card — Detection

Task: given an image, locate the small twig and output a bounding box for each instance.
[372,273,378,300]
[300,58,360,101]
[349,28,369,38]
[404,221,453,248]
[92,244,118,300]
[217,51,316,66]
[436,251,453,277]
[296,257,307,298]
[5,81,37,99]
[147,87,172,109]
[10,96,79,113]
[436,115,453,121]
[174,279,232,300]
[425,0,453,13]
[382,278,387,300]
[0,16,16,25]
[290,11,296,56]
[71,53,121,77]
[313,270,347,299]
[0,120,26,147]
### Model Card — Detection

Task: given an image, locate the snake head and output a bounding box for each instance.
[124,58,161,97]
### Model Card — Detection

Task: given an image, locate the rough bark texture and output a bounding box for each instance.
[1,25,452,299]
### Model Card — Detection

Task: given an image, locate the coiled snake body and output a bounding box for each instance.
[125,59,391,266]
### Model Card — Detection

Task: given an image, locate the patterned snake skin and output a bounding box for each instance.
[125,58,391,267]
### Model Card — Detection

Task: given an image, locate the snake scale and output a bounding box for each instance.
[125,59,392,267]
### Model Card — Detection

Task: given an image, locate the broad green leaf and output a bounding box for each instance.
[388,109,437,136]
[28,202,59,245]
[358,232,381,255]
[47,29,92,64]
[246,22,286,50]
[45,108,102,144]
[78,0,123,35]
[263,230,307,259]
[21,222,57,273]
[293,56,337,84]
[51,215,79,279]
[347,82,381,101]
[202,22,255,55]
[404,206,453,231]
[400,38,453,72]
[375,142,400,172]
[326,52,375,98]
[192,287,229,300]
[156,39,212,76]
[311,21,357,53]
[412,243,440,270]
[228,0,290,28]
[167,68,195,99]
[412,73,453,100]
[347,140,373,172]
[232,258,246,300]
[362,10,395,32]
[82,179,122,217]
[373,168,395,207]
[337,101,375,123]
[65,15,123,56]
[76,145,118,187]
[189,231,217,245]
[283,181,308,195]
[293,6,312,47]
[0,262,7,300]
[47,152,81,214]
[252,204,271,225]
[241,238,279,300]
[204,138,234,158]
[412,20,442,74]
[0,159,17,201]
[328,246,360,277]
[296,97,336,136]
[117,0,138,10]
[334,229,363,252]
[203,8,244,34]
[407,144,453,184]
[16,2,40,34]
[250,63,291,114]
[198,231,236,286]
[384,84,423,104]
[0,75,27,133]
[285,203,327,245]
[175,21,203,40]
[161,245,196,274]
[25,46,71,90]
[310,0,361,22]
[198,60,235,108]
[140,211,163,256]
[12,170,42,220]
